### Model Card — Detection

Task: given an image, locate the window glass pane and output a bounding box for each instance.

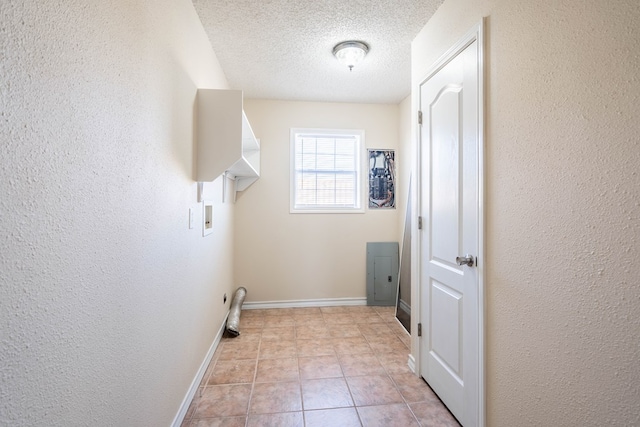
[316,154,334,170]
[335,140,355,155]
[316,190,336,205]
[335,155,354,170]
[335,173,355,189]
[301,155,316,170]
[300,138,316,153]
[316,138,335,154]
[297,189,316,204]
[297,173,316,190]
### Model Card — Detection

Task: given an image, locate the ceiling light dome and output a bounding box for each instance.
[332,41,369,71]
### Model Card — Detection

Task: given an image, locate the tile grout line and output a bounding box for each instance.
[244,317,263,427]
[294,323,308,427]
[387,370,424,427]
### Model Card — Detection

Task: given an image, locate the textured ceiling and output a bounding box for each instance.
[192,0,443,104]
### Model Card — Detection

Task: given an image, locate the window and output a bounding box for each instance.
[290,128,364,213]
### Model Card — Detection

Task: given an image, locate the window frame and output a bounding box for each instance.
[290,128,365,214]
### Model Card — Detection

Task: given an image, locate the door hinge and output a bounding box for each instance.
[418,216,423,230]
[417,323,422,337]
[418,110,423,125]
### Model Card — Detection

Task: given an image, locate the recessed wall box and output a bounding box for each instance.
[203,201,213,236]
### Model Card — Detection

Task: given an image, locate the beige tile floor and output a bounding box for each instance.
[181,306,460,427]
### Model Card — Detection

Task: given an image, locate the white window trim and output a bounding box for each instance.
[290,128,366,214]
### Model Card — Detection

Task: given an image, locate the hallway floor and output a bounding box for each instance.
[181,305,459,427]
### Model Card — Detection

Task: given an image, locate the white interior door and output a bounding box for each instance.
[419,26,483,427]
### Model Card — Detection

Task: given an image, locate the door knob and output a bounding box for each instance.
[456,254,475,267]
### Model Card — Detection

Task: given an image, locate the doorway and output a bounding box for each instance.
[417,22,485,427]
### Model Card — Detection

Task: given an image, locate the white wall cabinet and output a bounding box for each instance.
[196,89,260,191]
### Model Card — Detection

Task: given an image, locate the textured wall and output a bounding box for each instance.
[412,0,640,425]
[0,1,233,425]
[236,100,401,302]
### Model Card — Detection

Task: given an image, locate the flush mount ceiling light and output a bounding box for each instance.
[332,41,369,71]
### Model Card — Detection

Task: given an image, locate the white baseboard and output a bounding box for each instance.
[171,311,229,427]
[242,297,367,310]
[398,298,411,315]
[408,354,416,374]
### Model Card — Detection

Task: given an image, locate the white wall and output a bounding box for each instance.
[0,1,233,425]
[412,0,640,425]
[236,100,401,303]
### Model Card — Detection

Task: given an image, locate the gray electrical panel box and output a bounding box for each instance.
[366,242,399,306]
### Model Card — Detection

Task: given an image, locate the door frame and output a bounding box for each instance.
[412,20,485,426]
